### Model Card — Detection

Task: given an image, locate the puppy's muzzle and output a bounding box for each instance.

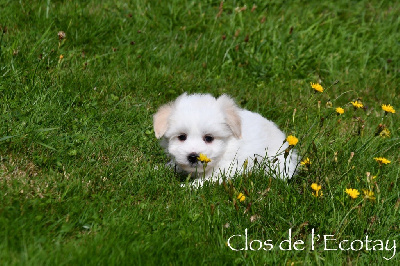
[187,153,199,165]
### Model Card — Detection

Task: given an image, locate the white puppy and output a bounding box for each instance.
[153,93,298,187]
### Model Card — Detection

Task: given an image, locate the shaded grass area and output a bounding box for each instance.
[1,0,399,264]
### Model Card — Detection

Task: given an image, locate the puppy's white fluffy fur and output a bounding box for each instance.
[154,93,298,187]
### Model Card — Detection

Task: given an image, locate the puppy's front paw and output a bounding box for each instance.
[191,179,204,188]
[165,160,175,169]
[180,179,204,189]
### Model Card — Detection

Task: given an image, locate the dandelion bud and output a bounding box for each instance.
[366,172,371,182]
[284,148,289,159]
[243,159,248,170]
[326,99,332,108]
[348,152,354,163]
[58,31,66,40]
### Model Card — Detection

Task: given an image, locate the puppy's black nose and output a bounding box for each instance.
[187,153,199,164]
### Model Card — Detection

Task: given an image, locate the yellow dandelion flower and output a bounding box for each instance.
[310,82,324,92]
[335,107,345,115]
[375,124,390,137]
[301,157,311,167]
[350,101,364,109]
[379,128,390,138]
[286,135,298,146]
[381,104,395,114]
[59,54,64,60]
[311,183,321,191]
[311,183,322,197]
[345,188,360,199]
[237,193,246,202]
[363,189,376,201]
[374,157,391,165]
[198,153,211,163]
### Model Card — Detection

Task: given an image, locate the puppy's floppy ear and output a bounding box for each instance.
[217,94,242,138]
[153,103,173,139]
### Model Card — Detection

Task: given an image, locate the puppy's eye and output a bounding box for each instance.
[178,134,187,141]
[203,135,214,143]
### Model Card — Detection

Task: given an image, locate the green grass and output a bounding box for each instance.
[1,0,399,264]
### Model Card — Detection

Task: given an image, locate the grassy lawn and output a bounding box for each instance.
[1,0,399,264]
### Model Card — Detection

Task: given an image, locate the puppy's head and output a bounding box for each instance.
[153,93,241,173]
